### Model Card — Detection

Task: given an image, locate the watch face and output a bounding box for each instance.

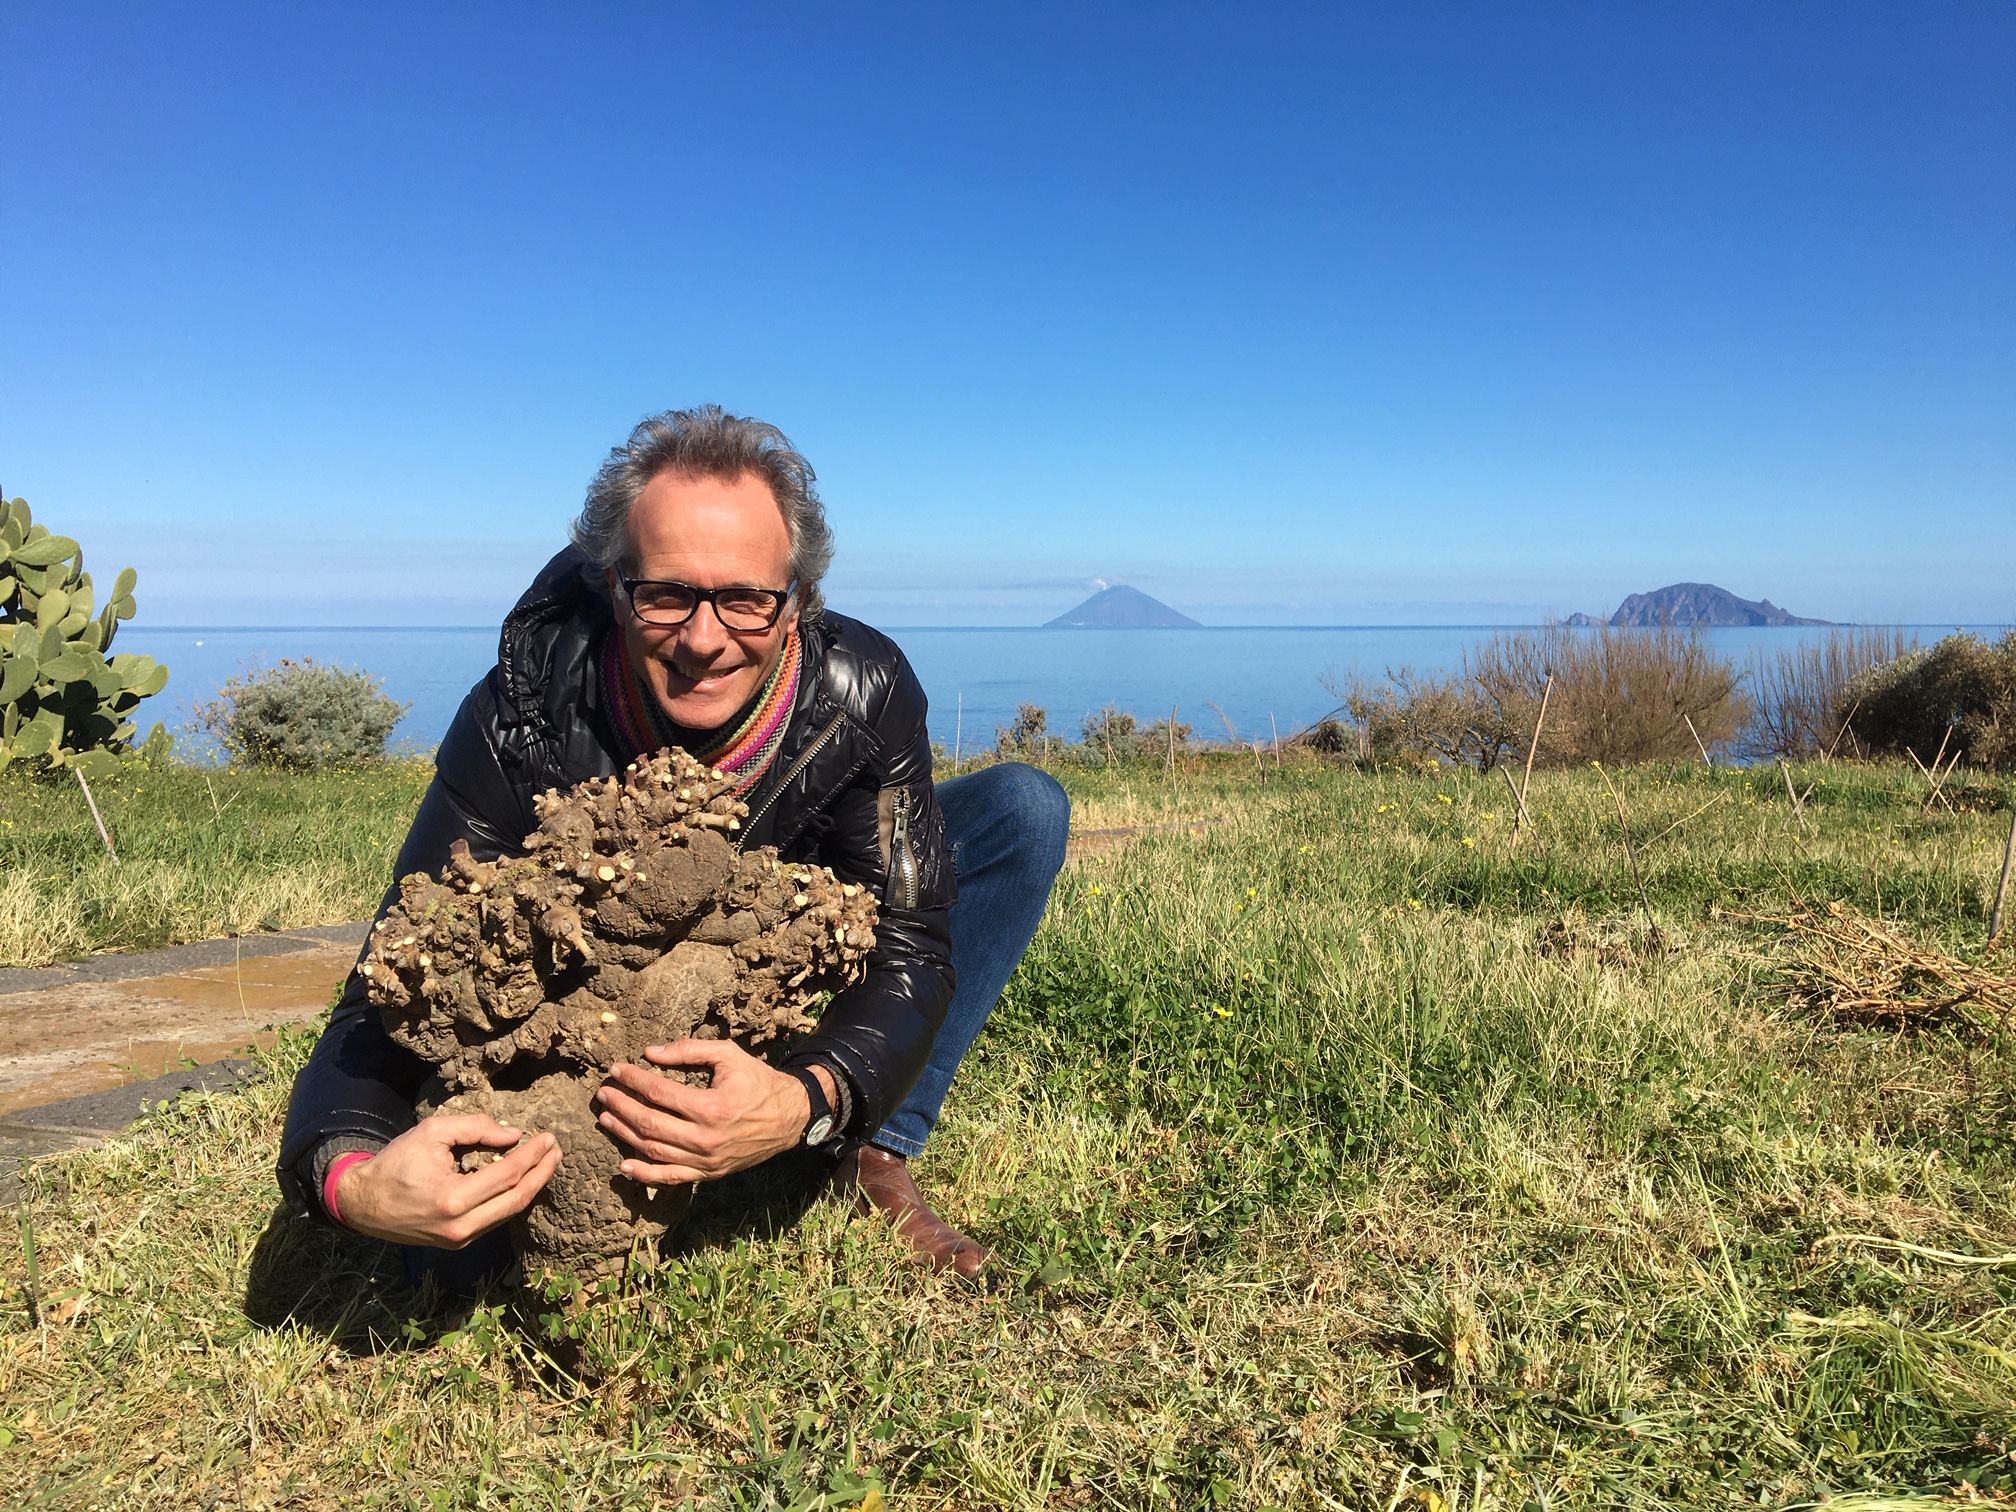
[805,1114,836,1146]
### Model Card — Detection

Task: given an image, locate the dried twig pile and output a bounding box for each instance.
[1727,899,2016,1030]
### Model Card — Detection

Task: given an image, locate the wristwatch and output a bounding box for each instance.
[786,1064,836,1147]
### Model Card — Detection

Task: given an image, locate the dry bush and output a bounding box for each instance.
[1332,625,1744,770]
[1468,624,1744,767]
[1743,627,1919,761]
[1323,668,1523,770]
[1848,630,2016,771]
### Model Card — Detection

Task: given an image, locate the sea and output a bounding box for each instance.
[116,622,2002,763]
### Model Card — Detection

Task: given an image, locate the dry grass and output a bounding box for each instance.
[0,761,430,966]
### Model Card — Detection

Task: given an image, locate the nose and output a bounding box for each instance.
[674,598,731,659]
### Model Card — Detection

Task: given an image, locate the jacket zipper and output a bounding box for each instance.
[888,786,920,909]
[739,710,849,842]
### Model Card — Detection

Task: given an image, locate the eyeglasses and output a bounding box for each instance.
[619,577,795,631]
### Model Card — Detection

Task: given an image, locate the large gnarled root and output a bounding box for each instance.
[360,747,878,1274]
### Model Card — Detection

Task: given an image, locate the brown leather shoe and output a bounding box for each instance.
[830,1145,995,1277]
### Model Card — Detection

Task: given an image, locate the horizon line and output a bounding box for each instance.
[128,620,2006,634]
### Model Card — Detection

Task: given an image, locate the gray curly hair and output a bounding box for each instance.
[571,406,836,620]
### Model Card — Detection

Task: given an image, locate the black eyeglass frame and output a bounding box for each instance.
[617,576,798,631]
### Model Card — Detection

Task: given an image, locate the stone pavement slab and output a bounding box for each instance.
[0,923,366,1117]
[0,922,368,994]
[0,1057,264,1207]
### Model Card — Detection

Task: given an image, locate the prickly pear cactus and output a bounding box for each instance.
[361,747,879,1275]
[0,493,169,777]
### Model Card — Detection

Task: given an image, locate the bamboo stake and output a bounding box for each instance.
[1642,791,1731,850]
[1499,765,1533,830]
[1990,804,2016,947]
[1513,675,1553,840]
[1779,760,1808,834]
[1684,713,1713,769]
[1918,725,1955,812]
[1823,696,1863,763]
[1907,745,1959,816]
[73,766,118,863]
[1251,742,1266,785]
[1924,742,1964,815]
[953,693,961,768]
[1270,713,1281,769]
[1166,705,1178,793]
[1593,762,1655,926]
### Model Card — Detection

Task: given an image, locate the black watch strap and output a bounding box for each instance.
[786,1064,837,1147]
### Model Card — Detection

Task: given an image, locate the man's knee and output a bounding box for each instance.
[984,761,1070,872]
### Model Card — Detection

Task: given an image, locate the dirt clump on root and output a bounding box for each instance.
[360,747,878,1275]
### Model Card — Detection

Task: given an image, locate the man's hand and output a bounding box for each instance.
[594,1040,829,1186]
[334,1115,562,1249]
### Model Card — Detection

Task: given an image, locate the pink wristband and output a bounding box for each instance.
[323,1151,375,1227]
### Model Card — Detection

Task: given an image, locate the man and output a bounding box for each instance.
[278,406,1069,1281]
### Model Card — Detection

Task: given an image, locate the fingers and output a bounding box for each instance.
[602,1061,711,1118]
[438,1141,564,1248]
[641,1038,747,1072]
[616,1156,708,1187]
[417,1113,525,1150]
[448,1131,561,1212]
[596,1091,721,1165]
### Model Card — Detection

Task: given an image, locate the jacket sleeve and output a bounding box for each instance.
[783,657,957,1135]
[274,679,531,1219]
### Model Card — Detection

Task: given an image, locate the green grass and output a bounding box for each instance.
[0,760,433,965]
[3,754,2016,1508]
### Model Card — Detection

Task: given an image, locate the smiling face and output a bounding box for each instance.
[609,469,798,730]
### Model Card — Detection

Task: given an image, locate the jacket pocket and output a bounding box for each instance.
[876,784,922,909]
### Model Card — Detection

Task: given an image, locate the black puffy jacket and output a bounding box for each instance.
[275,548,957,1218]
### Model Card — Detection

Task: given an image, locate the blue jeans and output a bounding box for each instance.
[869,761,1071,1157]
[403,761,1069,1292]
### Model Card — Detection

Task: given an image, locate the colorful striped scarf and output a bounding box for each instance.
[601,627,802,795]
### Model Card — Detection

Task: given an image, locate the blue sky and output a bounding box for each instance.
[2,3,2010,627]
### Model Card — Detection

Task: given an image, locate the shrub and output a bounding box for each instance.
[1292,717,1352,755]
[996,702,1050,758]
[1136,714,1193,759]
[1080,705,1140,763]
[1471,623,1744,766]
[198,658,409,770]
[1327,668,1521,770]
[1742,627,1919,761]
[1329,624,1744,770]
[1847,631,2016,770]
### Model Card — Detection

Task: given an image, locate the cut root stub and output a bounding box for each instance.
[366,745,880,1272]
